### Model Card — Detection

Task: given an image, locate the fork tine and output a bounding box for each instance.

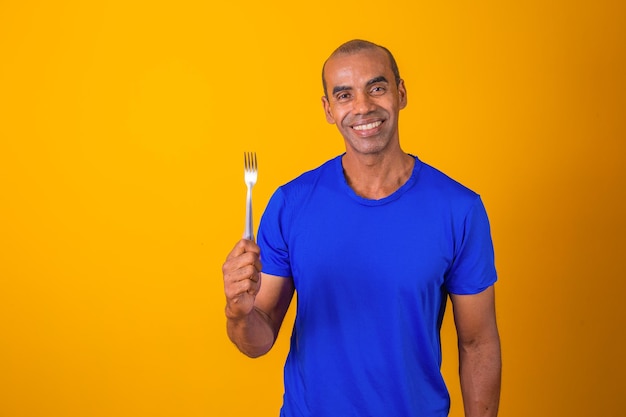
[244,152,257,172]
[243,151,257,241]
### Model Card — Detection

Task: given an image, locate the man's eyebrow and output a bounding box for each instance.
[331,76,389,96]
[332,85,351,96]
[367,76,388,86]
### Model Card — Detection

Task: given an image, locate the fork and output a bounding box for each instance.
[243,152,258,241]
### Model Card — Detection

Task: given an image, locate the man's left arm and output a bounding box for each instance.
[450,285,501,417]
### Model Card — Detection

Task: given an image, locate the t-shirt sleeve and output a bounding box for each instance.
[257,187,292,278]
[444,196,498,295]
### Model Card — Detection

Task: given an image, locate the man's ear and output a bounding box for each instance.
[321,96,336,124]
[398,79,407,110]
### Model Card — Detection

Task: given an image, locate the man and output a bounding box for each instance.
[222,39,501,417]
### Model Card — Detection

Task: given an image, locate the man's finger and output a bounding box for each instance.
[225,239,260,260]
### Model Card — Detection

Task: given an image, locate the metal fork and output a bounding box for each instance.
[243,152,258,241]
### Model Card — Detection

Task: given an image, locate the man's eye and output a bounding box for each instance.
[371,86,386,95]
[336,93,351,100]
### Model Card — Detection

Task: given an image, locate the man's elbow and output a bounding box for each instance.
[458,329,501,355]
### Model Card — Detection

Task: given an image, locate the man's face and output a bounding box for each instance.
[322,48,407,157]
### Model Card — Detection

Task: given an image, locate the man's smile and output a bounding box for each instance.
[352,120,383,131]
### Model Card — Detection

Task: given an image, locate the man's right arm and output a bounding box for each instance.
[222,239,295,358]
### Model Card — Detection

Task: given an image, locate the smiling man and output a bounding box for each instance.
[222,39,501,417]
[321,43,412,200]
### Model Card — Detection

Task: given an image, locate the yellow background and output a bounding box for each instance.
[1,0,624,416]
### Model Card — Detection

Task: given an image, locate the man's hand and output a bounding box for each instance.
[222,239,263,320]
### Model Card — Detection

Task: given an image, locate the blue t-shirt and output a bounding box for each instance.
[258,155,497,417]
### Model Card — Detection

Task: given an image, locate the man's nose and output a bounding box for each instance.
[353,92,376,115]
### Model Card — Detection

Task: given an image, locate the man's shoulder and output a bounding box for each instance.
[279,155,340,193]
[416,158,480,202]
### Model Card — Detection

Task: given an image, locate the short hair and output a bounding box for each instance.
[322,39,401,98]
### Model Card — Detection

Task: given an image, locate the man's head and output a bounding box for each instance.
[321,39,407,157]
[322,40,401,99]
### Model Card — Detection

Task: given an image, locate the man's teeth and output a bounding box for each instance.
[353,121,382,131]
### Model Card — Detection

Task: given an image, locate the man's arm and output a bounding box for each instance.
[223,239,295,358]
[450,285,501,417]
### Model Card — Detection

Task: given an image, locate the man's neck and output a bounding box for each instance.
[341,150,414,200]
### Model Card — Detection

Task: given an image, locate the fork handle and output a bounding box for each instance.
[244,186,254,241]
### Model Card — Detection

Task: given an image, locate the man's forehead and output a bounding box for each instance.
[324,50,392,81]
